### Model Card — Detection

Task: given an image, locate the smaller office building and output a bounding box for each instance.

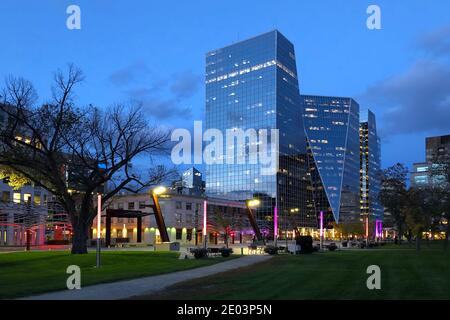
[0,182,51,246]
[94,192,253,246]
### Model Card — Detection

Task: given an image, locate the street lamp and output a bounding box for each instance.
[247,199,260,207]
[153,186,167,196]
[151,186,170,243]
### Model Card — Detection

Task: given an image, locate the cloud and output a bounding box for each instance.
[124,79,167,98]
[109,61,151,86]
[361,25,450,137]
[417,25,450,58]
[140,98,192,120]
[109,62,201,120]
[364,60,450,136]
[170,70,202,99]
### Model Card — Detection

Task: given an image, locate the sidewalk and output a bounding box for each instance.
[21,255,272,300]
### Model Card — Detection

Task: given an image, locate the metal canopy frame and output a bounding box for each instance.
[104,194,170,246]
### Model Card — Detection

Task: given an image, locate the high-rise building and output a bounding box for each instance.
[426,134,450,163]
[205,30,316,236]
[359,110,383,222]
[301,95,361,226]
[411,134,450,188]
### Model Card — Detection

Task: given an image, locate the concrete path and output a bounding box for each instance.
[21,255,272,300]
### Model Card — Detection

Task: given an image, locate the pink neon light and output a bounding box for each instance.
[274,206,278,238]
[97,194,102,239]
[380,221,383,239]
[378,221,380,238]
[319,211,324,237]
[203,200,207,236]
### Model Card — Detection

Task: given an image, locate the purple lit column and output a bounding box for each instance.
[274,206,278,247]
[320,211,324,250]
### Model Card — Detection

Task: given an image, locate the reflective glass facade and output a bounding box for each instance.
[301,95,360,224]
[205,30,316,235]
[360,110,383,221]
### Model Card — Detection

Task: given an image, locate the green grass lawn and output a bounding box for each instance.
[0,250,237,299]
[143,246,450,300]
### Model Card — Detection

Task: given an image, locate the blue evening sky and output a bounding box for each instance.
[1,0,450,173]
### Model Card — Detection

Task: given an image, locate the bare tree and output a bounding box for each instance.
[379,163,409,244]
[0,64,175,254]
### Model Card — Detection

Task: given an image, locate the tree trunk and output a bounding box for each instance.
[416,235,421,251]
[71,216,90,254]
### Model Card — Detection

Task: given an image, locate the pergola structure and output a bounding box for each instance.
[104,192,170,246]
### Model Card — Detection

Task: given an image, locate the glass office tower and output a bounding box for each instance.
[205,30,316,236]
[360,110,383,222]
[301,95,361,226]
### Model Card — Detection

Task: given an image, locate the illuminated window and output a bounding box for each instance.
[13,193,21,204]
[24,193,32,204]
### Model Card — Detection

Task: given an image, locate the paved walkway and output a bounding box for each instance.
[21,255,272,300]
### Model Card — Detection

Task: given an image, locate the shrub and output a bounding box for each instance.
[219,247,233,257]
[296,236,314,254]
[328,243,338,251]
[191,248,208,259]
[264,245,278,255]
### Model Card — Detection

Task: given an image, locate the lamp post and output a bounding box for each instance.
[96,194,102,268]
[151,186,170,243]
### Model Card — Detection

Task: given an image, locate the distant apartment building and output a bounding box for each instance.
[301,95,361,226]
[171,167,205,196]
